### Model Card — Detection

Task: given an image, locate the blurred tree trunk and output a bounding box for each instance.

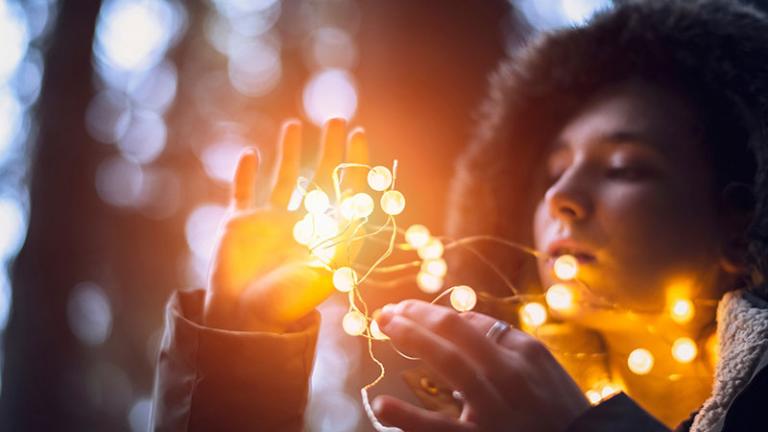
[1,0,103,430]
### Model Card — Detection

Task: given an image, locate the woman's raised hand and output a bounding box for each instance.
[373,301,591,432]
[204,118,368,332]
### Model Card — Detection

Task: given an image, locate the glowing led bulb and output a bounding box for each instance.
[671,337,698,363]
[405,224,431,249]
[670,299,695,324]
[545,284,574,311]
[380,190,406,215]
[309,213,340,243]
[333,267,357,293]
[450,285,477,312]
[304,189,330,214]
[367,166,393,191]
[417,271,443,293]
[600,383,621,399]
[342,311,367,336]
[421,258,447,277]
[585,390,601,405]
[553,254,579,280]
[293,216,314,245]
[418,238,444,260]
[339,197,356,220]
[520,302,547,327]
[627,348,654,375]
[369,320,389,340]
[351,193,374,218]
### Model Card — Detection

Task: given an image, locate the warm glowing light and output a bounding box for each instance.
[421,258,447,278]
[706,332,719,366]
[418,238,444,260]
[293,217,313,245]
[450,285,477,312]
[380,190,405,215]
[339,196,355,220]
[520,302,547,327]
[367,166,392,191]
[600,383,621,399]
[351,192,374,219]
[585,390,601,405]
[369,320,389,340]
[670,299,695,324]
[310,244,336,266]
[545,284,574,311]
[671,337,698,363]
[309,214,340,243]
[332,267,357,293]
[627,348,654,375]
[405,224,430,249]
[342,310,367,336]
[416,271,443,294]
[553,254,579,280]
[304,189,330,214]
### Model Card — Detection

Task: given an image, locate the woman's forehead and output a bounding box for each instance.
[552,80,705,161]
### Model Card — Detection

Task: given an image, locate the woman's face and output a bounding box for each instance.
[533,80,727,324]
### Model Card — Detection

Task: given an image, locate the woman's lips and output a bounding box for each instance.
[546,242,598,264]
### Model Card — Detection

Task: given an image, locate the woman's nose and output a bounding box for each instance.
[545,174,593,223]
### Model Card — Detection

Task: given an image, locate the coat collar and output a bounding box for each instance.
[691,289,768,432]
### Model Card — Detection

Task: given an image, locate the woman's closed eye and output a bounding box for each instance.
[605,164,652,181]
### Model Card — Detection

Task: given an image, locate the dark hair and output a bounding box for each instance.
[446,0,768,298]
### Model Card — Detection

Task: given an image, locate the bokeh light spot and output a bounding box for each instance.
[67,282,113,346]
[302,69,357,126]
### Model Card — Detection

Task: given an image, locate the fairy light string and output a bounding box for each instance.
[289,160,719,430]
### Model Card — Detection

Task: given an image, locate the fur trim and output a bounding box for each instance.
[690,290,768,432]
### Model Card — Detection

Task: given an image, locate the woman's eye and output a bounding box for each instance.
[605,165,647,181]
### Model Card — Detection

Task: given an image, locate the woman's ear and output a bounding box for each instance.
[718,182,754,274]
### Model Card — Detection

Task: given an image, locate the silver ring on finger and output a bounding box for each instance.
[485,320,511,344]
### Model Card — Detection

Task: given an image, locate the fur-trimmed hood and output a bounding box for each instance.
[693,289,768,432]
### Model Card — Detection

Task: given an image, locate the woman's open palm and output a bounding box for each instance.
[204,118,368,332]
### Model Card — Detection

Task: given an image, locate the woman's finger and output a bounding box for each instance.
[460,311,546,354]
[270,120,303,208]
[382,301,503,370]
[314,118,346,191]
[232,148,260,211]
[377,313,503,411]
[373,395,474,432]
[343,127,369,191]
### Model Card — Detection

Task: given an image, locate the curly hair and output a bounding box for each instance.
[445,0,768,298]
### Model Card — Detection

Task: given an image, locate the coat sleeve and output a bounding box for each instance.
[150,290,320,432]
[565,393,671,432]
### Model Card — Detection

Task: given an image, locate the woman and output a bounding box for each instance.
[152,1,768,431]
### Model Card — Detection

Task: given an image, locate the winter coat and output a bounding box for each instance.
[150,288,768,431]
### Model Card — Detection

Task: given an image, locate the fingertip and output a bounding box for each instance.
[236,148,260,172]
[372,395,397,423]
[282,118,302,130]
[349,126,365,137]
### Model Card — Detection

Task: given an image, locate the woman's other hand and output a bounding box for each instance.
[374,300,590,432]
[204,118,369,332]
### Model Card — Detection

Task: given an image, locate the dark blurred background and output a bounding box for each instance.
[3,0,764,431]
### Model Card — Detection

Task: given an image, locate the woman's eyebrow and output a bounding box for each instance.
[551,130,652,150]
